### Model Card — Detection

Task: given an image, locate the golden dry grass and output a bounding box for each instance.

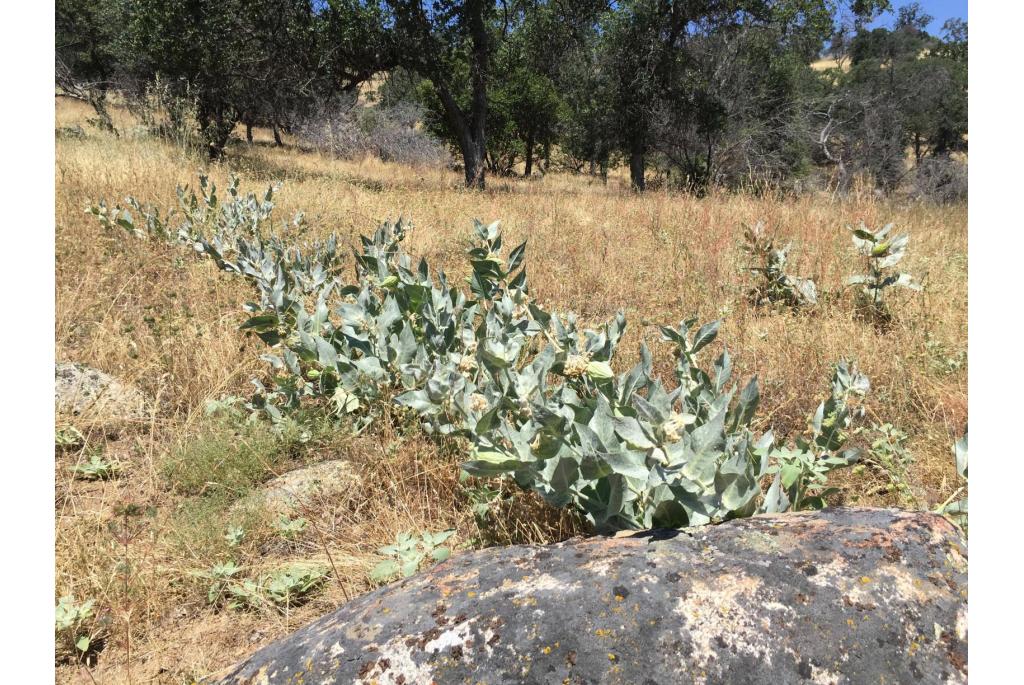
[810,56,847,71]
[54,96,966,683]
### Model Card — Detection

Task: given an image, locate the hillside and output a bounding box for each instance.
[54,97,967,683]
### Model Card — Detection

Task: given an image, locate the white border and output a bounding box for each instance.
[3,0,1014,679]
[2,0,57,677]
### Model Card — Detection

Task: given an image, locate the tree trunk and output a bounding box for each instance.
[199,105,236,160]
[542,140,551,174]
[524,132,534,177]
[273,124,283,146]
[88,90,117,137]
[245,121,254,143]
[629,144,646,192]
[462,139,486,189]
[433,78,487,189]
[466,0,488,189]
[419,1,489,189]
[589,158,597,176]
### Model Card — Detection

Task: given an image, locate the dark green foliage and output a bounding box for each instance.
[69,0,339,157]
[55,0,122,132]
[818,3,968,192]
[56,0,966,188]
[559,1,838,192]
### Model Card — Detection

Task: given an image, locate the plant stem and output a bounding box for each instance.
[935,485,966,512]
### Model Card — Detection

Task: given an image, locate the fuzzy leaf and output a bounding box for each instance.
[612,416,656,450]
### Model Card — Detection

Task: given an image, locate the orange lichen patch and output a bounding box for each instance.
[846,530,904,562]
[511,596,539,608]
[429,567,481,599]
[890,511,962,546]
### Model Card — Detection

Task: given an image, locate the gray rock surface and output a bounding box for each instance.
[247,460,360,516]
[55,362,149,422]
[213,508,967,685]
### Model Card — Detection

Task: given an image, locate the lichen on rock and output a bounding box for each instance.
[55,362,150,424]
[212,508,968,685]
[240,460,360,517]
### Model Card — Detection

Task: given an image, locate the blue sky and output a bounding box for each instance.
[869,0,968,34]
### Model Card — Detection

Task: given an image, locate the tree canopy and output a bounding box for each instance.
[56,0,966,194]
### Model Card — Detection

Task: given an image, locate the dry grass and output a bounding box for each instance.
[810,56,846,71]
[54,97,967,683]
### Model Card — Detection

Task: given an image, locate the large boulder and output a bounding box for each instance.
[55,362,149,423]
[214,508,967,685]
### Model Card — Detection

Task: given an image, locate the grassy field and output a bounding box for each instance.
[810,56,844,71]
[54,96,967,682]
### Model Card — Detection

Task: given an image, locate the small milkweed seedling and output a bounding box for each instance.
[370,530,455,583]
[56,424,84,450]
[55,595,104,660]
[200,560,328,611]
[72,453,122,480]
[261,564,328,608]
[224,525,245,547]
[846,222,920,328]
[742,221,818,309]
[273,514,308,539]
[201,561,244,607]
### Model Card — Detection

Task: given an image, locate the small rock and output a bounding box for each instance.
[245,460,360,516]
[55,362,150,423]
